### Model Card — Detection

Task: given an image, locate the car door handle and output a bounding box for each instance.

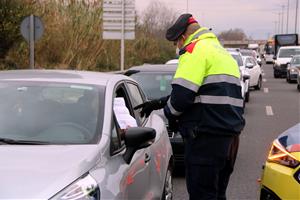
[144,153,151,163]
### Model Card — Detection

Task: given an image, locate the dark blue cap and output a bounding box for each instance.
[166,13,198,41]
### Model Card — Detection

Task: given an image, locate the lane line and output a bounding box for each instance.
[263,88,269,93]
[263,78,267,82]
[266,106,274,116]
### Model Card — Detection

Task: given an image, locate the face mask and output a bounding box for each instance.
[175,47,180,57]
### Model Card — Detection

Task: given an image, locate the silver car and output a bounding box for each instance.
[0,70,173,200]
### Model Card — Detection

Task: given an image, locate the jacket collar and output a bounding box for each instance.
[183,27,215,46]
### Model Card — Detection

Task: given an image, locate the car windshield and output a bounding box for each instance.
[130,72,174,99]
[291,57,300,65]
[0,82,104,144]
[278,48,300,58]
[231,54,243,66]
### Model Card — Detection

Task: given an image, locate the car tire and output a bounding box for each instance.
[298,84,300,92]
[274,71,279,78]
[254,76,262,90]
[245,91,250,102]
[161,166,173,200]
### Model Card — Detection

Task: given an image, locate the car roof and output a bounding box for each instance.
[126,64,178,72]
[0,70,128,86]
[279,46,300,49]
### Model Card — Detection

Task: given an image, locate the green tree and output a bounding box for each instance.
[0,0,33,59]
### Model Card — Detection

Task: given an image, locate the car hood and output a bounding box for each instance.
[276,57,292,64]
[0,145,100,199]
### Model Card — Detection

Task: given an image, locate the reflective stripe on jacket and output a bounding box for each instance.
[164,27,245,136]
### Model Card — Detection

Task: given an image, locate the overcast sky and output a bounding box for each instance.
[135,0,300,39]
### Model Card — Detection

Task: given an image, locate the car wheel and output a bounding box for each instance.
[274,71,279,78]
[254,76,262,90]
[298,84,300,92]
[245,91,250,102]
[161,166,173,200]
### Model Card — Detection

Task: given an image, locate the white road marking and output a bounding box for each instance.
[262,72,265,76]
[263,78,267,82]
[266,106,274,116]
[264,88,269,93]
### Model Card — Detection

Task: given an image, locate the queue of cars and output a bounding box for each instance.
[0,70,174,200]
[267,45,300,92]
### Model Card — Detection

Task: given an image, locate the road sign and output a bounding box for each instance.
[102,0,136,71]
[102,0,135,40]
[20,15,44,42]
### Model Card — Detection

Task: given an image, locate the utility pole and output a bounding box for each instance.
[186,0,189,12]
[281,5,285,33]
[286,0,289,33]
[274,21,278,34]
[278,12,281,33]
[296,0,299,33]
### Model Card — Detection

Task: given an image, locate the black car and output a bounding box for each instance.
[124,64,184,165]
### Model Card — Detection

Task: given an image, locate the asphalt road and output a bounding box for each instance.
[173,62,300,200]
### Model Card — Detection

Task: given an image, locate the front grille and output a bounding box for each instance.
[280,64,287,69]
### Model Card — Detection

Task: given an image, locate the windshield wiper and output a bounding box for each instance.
[0,137,50,145]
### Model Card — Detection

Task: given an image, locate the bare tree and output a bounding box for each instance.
[218,28,248,41]
[139,0,178,38]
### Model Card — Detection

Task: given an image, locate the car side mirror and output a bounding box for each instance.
[123,127,156,164]
[258,60,262,66]
[246,63,254,68]
[243,74,250,81]
[273,56,277,60]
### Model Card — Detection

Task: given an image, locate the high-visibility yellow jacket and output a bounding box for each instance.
[164,27,245,136]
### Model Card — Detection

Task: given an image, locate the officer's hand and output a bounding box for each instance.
[134,99,163,118]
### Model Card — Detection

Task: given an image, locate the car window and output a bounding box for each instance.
[0,82,104,144]
[129,72,174,99]
[126,82,146,124]
[110,114,125,155]
[110,83,138,153]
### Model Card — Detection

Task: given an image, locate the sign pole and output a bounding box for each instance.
[29,15,35,69]
[120,0,125,71]
[29,14,35,69]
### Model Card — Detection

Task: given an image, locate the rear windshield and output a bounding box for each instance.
[278,48,300,58]
[0,81,104,144]
[129,72,174,99]
[278,124,300,152]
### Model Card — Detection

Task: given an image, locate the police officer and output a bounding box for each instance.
[135,13,245,200]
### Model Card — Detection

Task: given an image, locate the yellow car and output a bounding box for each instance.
[260,123,300,200]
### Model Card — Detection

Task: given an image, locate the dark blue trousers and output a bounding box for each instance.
[183,132,239,200]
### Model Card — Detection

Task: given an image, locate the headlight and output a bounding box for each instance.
[267,139,300,168]
[290,68,296,73]
[51,174,100,200]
